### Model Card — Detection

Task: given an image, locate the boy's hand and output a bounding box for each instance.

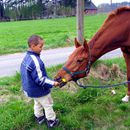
[54,81,60,87]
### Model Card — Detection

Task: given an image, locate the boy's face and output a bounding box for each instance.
[30,40,44,54]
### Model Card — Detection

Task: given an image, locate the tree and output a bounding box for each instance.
[0,0,4,19]
[60,0,76,8]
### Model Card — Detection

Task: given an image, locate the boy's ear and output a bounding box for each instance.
[30,43,35,48]
[74,38,81,48]
[83,39,89,51]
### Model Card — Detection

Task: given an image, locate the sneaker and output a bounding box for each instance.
[47,118,60,128]
[122,95,130,102]
[35,115,46,125]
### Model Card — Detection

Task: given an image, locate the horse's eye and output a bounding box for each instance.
[77,58,83,63]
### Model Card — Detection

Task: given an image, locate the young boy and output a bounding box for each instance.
[20,35,60,128]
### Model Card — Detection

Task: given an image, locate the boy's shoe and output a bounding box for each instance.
[122,95,130,102]
[47,118,60,128]
[35,115,46,125]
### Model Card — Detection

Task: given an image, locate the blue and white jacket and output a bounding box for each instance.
[20,51,55,98]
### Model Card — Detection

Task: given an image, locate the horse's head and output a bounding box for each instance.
[55,38,90,87]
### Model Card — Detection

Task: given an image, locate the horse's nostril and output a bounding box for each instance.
[54,76,62,82]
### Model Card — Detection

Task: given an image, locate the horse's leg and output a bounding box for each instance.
[121,48,130,102]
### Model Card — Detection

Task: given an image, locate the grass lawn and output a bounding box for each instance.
[1,58,130,130]
[0,14,107,55]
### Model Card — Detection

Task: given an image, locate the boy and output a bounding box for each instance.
[20,35,59,128]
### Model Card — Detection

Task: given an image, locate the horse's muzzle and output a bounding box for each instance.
[54,76,67,87]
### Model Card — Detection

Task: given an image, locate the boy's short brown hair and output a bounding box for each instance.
[28,35,43,47]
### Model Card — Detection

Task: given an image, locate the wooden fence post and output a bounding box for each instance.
[77,0,84,44]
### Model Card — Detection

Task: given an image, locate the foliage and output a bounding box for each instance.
[1,0,130,20]
[60,0,76,8]
[0,0,77,20]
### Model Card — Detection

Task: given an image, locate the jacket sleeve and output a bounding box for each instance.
[30,55,54,88]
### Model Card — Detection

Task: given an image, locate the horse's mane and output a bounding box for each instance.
[106,6,130,23]
[91,6,130,43]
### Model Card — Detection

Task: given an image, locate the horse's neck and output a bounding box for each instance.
[88,12,130,64]
[88,39,119,64]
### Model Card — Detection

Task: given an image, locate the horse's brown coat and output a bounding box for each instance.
[56,7,130,95]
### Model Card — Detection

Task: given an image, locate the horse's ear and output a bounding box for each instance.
[74,38,81,48]
[83,39,89,51]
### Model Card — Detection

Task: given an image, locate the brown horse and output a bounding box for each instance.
[55,7,130,102]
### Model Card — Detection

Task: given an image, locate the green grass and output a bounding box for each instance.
[0,14,107,55]
[1,57,130,130]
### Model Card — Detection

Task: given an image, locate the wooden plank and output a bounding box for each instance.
[76,0,84,44]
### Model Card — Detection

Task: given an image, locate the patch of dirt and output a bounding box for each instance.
[90,64,125,81]
[0,95,10,103]
[21,94,32,103]
[61,81,79,93]
[0,93,32,104]
[110,64,124,79]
